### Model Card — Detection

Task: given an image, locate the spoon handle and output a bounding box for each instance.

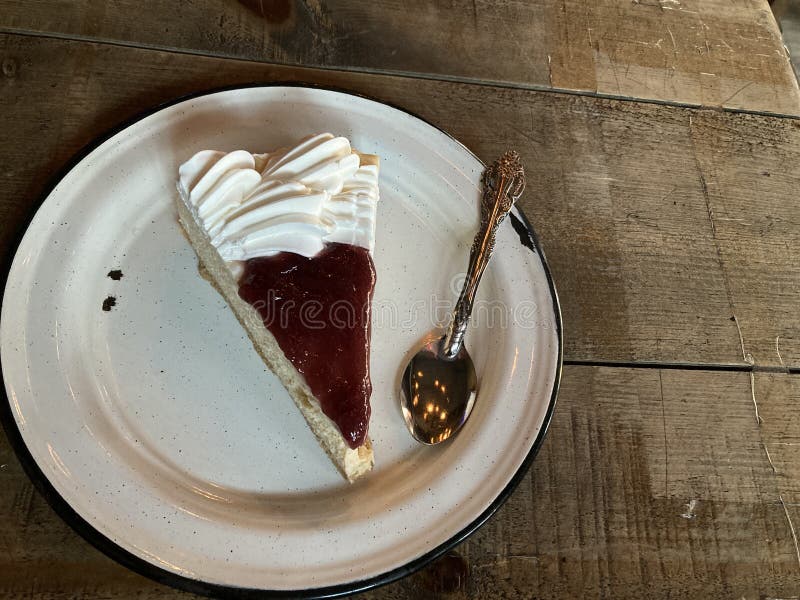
[441,151,526,359]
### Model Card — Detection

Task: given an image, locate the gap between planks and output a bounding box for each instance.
[563,359,800,375]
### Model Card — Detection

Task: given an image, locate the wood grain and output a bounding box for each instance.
[0,0,798,115]
[1,367,799,598]
[690,112,800,368]
[1,34,799,368]
[545,0,800,115]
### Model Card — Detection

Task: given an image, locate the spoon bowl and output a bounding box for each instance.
[400,338,478,445]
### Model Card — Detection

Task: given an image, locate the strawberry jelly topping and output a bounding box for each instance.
[237,243,375,449]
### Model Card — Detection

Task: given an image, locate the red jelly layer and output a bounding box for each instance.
[237,243,375,449]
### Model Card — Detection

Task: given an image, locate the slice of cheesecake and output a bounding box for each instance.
[176,133,379,481]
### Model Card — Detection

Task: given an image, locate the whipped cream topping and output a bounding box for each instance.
[178,133,379,266]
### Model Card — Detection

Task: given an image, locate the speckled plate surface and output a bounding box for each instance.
[0,85,562,597]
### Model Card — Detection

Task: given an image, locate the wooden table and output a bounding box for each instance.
[1,1,799,598]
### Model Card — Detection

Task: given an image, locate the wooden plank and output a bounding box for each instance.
[0,34,798,369]
[546,0,800,115]
[690,112,800,368]
[0,0,798,115]
[756,372,800,503]
[1,367,799,598]
[422,368,800,600]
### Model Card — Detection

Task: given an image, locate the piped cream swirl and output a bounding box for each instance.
[177,133,379,266]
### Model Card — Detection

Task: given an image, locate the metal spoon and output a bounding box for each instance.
[400,151,526,444]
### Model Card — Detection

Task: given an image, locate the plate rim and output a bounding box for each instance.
[0,82,563,599]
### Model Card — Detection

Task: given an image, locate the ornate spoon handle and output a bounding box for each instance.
[440,151,526,359]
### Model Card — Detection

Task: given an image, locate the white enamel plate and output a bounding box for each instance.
[0,86,561,597]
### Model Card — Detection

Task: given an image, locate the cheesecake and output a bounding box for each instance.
[176,133,379,481]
